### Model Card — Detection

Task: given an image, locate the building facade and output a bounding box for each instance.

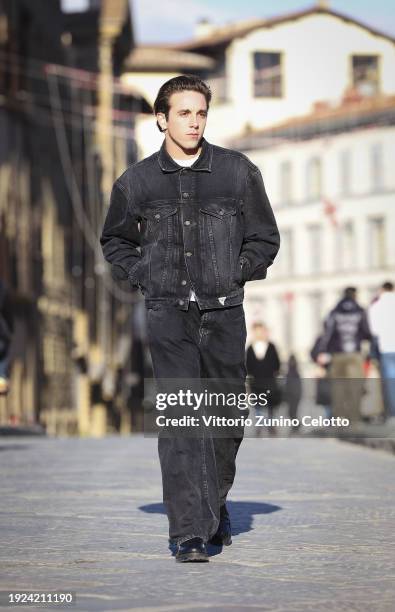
[131,5,395,157]
[125,3,395,370]
[232,98,395,366]
[0,0,144,435]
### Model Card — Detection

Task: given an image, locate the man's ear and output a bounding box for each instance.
[156,113,167,132]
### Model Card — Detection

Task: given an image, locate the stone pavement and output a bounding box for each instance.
[0,434,394,611]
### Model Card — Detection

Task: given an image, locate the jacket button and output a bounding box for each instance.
[184,220,190,226]
[181,280,187,285]
[185,252,192,257]
[183,192,189,198]
[178,299,185,306]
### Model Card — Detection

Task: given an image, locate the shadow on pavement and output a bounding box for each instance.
[139,500,282,542]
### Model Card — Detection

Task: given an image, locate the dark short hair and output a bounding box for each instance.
[344,286,357,299]
[153,75,212,132]
[252,322,266,329]
[382,281,394,291]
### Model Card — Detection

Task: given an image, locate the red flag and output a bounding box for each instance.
[322,197,338,227]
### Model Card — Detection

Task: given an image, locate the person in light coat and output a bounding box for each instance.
[368,281,395,424]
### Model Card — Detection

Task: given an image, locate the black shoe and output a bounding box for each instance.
[175,537,209,562]
[209,505,232,546]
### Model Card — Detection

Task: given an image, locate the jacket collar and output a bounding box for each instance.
[157,136,213,173]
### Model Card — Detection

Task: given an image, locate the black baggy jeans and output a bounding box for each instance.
[146,301,247,545]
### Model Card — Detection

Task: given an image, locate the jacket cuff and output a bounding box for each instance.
[249,264,268,281]
[128,260,142,288]
[239,256,251,283]
[110,261,141,287]
[111,264,128,281]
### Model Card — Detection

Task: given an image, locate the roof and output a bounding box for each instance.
[169,5,395,51]
[229,93,395,150]
[124,45,215,72]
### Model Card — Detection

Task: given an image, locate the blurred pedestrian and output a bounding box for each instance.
[246,322,281,436]
[317,287,372,424]
[368,281,395,425]
[284,354,302,432]
[311,334,332,418]
[0,279,13,395]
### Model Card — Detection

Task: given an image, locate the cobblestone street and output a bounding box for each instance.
[0,435,394,611]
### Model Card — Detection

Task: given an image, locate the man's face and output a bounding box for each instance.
[253,325,268,341]
[157,90,208,152]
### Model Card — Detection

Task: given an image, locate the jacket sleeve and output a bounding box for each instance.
[316,311,336,354]
[240,167,280,282]
[99,180,142,287]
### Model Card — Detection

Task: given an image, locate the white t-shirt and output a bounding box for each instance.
[171,153,200,301]
[368,292,395,353]
[252,340,269,360]
[172,155,200,167]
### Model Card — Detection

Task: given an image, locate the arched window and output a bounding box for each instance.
[306,156,322,200]
[279,160,293,205]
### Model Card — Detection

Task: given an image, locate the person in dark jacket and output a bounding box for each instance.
[246,322,281,436]
[284,354,302,432]
[317,287,372,423]
[311,335,332,418]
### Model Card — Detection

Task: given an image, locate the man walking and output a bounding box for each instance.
[368,281,395,424]
[317,287,371,424]
[100,75,280,562]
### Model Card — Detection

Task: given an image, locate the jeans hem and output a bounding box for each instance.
[176,534,207,546]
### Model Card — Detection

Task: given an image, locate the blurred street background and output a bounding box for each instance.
[0,0,395,437]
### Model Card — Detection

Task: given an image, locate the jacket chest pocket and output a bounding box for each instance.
[141,206,178,238]
[199,201,236,220]
[199,201,237,244]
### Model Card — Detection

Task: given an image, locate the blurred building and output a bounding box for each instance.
[124,3,395,366]
[230,95,395,365]
[0,0,150,434]
[131,4,395,154]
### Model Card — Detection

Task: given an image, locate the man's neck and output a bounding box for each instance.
[164,135,202,160]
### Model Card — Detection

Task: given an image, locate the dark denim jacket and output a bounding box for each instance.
[100,137,280,310]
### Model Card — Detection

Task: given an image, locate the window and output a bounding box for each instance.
[368,217,386,268]
[306,157,322,200]
[276,228,294,277]
[279,160,293,205]
[370,143,384,191]
[248,295,267,327]
[336,221,355,271]
[279,294,294,352]
[339,150,351,196]
[253,52,282,97]
[309,291,323,340]
[307,224,322,274]
[352,55,379,96]
[205,58,228,104]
